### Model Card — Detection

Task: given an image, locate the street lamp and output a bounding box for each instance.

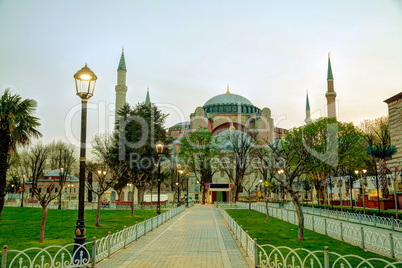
[20,175,26,207]
[11,184,15,199]
[355,169,367,214]
[186,173,190,207]
[277,169,284,206]
[73,64,97,258]
[155,141,164,215]
[177,164,183,206]
[58,167,64,210]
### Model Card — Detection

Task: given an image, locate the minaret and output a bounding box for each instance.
[145,87,151,106]
[325,53,337,118]
[305,90,312,124]
[115,48,127,119]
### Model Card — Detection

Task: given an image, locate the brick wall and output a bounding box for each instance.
[385,92,402,169]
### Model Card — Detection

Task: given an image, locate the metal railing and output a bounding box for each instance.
[4,201,178,210]
[218,206,402,268]
[2,206,186,268]
[234,202,402,260]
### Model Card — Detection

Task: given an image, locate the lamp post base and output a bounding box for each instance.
[73,218,87,263]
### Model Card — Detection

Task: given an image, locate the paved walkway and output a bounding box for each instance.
[98,205,251,268]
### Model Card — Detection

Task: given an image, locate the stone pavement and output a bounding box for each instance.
[98,205,251,268]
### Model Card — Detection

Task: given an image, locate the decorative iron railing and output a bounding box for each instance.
[218,206,402,267]
[226,202,402,260]
[2,206,186,268]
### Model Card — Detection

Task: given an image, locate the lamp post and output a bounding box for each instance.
[277,169,284,206]
[337,178,343,212]
[155,141,164,215]
[20,175,26,207]
[355,169,367,214]
[58,167,64,210]
[11,184,15,199]
[186,173,190,207]
[73,64,97,258]
[177,164,183,206]
[327,175,334,210]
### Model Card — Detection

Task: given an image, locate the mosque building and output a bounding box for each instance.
[114,50,338,203]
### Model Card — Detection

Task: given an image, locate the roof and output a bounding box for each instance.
[306,92,310,110]
[384,92,402,104]
[327,55,333,80]
[204,93,254,107]
[44,170,79,181]
[145,88,151,105]
[118,50,126,71]
[173,122,190,127]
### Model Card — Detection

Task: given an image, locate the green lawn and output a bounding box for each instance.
[0,207,161,250]
[226,209,400,267]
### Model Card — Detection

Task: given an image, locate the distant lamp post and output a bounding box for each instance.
[11,184,15,199]
[355,169,367,214]
[58,167,64,210]
[186,173,190,207]
[21,175,26,207]
[155,141,164,215]
[177,164,182,206]
[73,64,97,258]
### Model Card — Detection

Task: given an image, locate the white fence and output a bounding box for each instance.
[4,201,180,210]
[218,206,402,268]
[228,202,402,260]
[2,206,186,268]
[263,202,402,232]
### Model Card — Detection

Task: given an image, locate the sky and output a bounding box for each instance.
[0,0,401,149]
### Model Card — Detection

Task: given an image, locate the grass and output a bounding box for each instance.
[0,207,162,250]
[226,209,400,267]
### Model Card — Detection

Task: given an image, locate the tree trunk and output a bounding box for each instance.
[117,188,123,201]
[131,186,135,217]
[96,196,101,227]
[265,190,270,222]
[201,185,206,205]
[292,194,304,241]
[0,134,10,220]
[379,159,389,199]
[39,203,48,243]
[248,193,251,215]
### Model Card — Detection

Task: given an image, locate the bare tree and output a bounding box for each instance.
[48,141,76,209]
[86,163,119,227]
[218,130,256,202]
[25,143,54,243]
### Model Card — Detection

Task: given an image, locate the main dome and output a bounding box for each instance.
[203,93,261,114]
[204,93,254,107]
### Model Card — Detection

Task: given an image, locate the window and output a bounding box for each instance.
[39,188,42,193]
[55,187,58,193]
[29,188,32,193]
[74,188,76,194]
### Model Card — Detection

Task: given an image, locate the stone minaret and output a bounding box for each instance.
[325,53,337,118]
[305,90,312,124]
[115,49,127,119]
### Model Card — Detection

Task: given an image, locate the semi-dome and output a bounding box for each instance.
[203,91,261,114]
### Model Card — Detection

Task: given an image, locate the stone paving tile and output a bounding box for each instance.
[98,205,251,268]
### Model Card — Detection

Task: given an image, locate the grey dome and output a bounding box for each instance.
[204,94,254,106]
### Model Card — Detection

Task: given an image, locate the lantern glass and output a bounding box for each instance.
[74,64,97,99]
[155,141,164,155]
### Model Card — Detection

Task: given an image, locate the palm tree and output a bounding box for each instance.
[367,144,396,199]
[0,89,42,219]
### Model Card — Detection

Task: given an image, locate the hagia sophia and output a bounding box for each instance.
[112,49,401,204]
[112,49,340,203]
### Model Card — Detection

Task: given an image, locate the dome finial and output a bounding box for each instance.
[229,122,235,130]
[226,84,230,94]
